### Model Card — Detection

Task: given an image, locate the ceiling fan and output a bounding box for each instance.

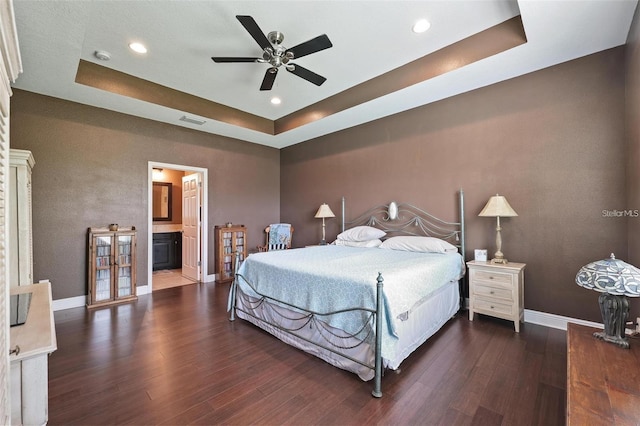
[212,15,333,91]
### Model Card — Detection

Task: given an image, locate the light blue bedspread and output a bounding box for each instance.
[233,245,464,359]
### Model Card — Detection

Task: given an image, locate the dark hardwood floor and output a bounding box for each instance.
[49,282,567,425]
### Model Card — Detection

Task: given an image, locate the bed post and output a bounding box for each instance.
[372,273,383,398]
[229,251,241,322]
[341,196,346,233]
[459,189,466,312]
[459,189,465,262]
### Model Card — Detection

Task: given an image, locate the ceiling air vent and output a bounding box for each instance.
[179,116,206,125]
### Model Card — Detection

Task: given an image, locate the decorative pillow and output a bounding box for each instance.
[379,236,458,253]
[334,238,383,248]
[336,226,386,242]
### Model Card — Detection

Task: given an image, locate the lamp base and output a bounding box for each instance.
[593,330,630,349]
[491,258,508,264]
[319,240,327,246]
[595,293,630,349]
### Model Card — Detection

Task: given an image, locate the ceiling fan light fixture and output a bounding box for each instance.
[412,19,431,33]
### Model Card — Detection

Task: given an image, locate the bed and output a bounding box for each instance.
[228,190,466,397]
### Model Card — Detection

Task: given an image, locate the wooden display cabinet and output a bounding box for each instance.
[87,227,137,308]
[214,225,246,283]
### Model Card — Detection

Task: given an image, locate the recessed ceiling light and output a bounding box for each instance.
[128,42,147,54]
[412,19,431,34]
[270,97,281,105]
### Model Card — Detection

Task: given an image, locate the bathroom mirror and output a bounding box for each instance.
[152,182,172,221]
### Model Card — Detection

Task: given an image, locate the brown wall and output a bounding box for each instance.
[627,4,640,268]
[281,47,632,323]
[10,90,280,300]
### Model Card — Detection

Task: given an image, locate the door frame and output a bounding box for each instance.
[144,161,210,294]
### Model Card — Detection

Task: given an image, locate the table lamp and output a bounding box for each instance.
[478,194,518,264]
[576,253,640,348]
[314,203,335,245]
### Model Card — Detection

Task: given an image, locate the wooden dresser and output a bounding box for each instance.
[567,323,640,425]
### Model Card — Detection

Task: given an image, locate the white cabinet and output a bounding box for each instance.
[9,149,34,287]
[467,260,526,332]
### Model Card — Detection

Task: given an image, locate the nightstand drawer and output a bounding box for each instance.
[473,283,513,302]
[473,270,513,286]
[474,297,515,317]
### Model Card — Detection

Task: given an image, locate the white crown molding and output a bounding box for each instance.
[0,0,22,83]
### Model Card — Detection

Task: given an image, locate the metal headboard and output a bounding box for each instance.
[341,189,466,261]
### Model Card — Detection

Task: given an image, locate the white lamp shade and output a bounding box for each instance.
[315,203,335,219]
[478,194,518,217]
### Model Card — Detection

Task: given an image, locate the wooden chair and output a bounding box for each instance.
[257,224,294,252]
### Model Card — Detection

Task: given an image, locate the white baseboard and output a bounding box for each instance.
[462,298,602,331]
[51,293,605,334]
[53,283,150,311]
[52,295,86,311]
[524,309,602,331]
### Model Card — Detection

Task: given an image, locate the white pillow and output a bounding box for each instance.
[334,238,383,248]
[336,226,386,242]
[379,236,458,253]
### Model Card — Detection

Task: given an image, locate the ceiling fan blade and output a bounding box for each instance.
[286,34,332,59]
[260,68,278,91]
[286,64,326,86]
[236,15,272,51]
[211,57,259,63]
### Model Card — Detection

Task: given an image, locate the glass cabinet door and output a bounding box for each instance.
[94,235,113,302]
[116,234,133,297]
[234,231,245,263]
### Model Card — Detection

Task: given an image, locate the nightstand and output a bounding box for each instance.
[467,260,526,332]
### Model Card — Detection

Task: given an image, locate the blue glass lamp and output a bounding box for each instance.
[576,253,640,349]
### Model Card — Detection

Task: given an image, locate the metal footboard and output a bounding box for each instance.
[229,253,385,398]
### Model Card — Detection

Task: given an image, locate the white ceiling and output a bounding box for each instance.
[10,0,638,149]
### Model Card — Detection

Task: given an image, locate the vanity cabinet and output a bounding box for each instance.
[87,227,137,308]
[214,225,246,283]
[152,232,182,270]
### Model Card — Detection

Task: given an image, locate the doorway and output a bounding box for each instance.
[148,162,209,292]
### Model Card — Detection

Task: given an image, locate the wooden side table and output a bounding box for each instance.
[567,323,640,425]
[467,260,526,332]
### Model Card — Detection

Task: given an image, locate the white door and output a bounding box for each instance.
[182,173,201,281]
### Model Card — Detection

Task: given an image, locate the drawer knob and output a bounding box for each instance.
[490,306,495,309]
[489,276,494,279]
[490,291,495,294]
